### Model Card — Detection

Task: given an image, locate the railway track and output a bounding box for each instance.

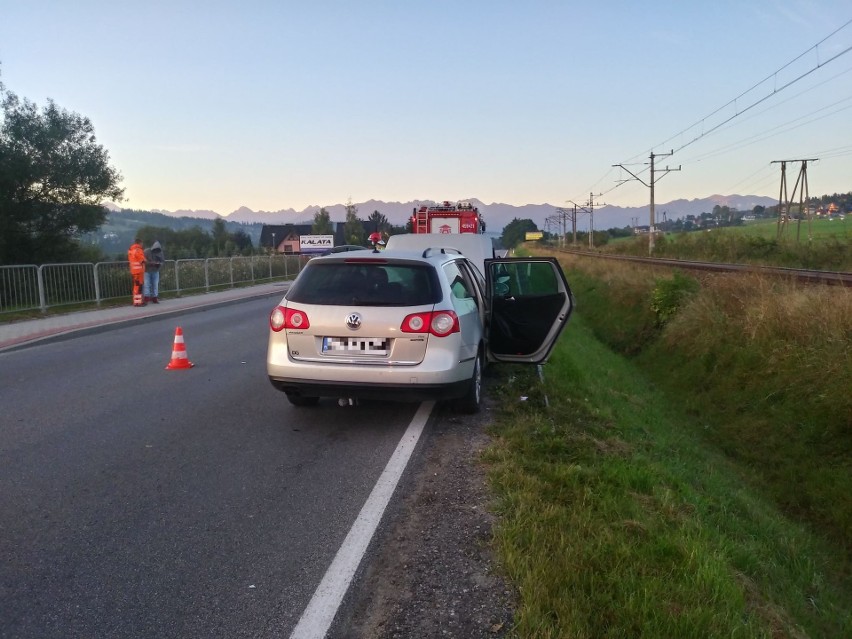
[552,248,852,286]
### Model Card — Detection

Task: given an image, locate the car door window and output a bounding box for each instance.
[459,260,485,302]
[485,258,573,363]
[443,261,478,315]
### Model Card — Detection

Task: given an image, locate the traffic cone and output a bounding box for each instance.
[165,326,194,370]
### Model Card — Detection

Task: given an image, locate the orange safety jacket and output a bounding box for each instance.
[128,243,146,275]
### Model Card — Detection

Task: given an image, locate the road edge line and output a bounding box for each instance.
[288,400,435,639]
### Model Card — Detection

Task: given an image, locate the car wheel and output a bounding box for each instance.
[285,393,320,407]
[457,351,482,414]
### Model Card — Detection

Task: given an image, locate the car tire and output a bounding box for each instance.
[457,350,482,414]
[285,393,320,407]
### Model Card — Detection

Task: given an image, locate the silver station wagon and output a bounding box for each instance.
[267,239,573,412]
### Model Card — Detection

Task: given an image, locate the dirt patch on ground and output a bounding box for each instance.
[331,392,515,638]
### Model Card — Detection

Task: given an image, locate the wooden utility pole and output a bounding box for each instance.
[548,206,578,248]
[614,150,681,255]
[772,159,818,242]
[569,194,605,249]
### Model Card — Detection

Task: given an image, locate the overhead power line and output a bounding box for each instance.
[634,18,852,163]
[567,20,852,236]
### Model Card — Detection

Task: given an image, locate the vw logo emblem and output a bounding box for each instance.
[346,313,362,330]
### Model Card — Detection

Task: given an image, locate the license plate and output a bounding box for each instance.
[323,336,389,355]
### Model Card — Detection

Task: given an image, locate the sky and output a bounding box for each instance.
[1,0,851,216]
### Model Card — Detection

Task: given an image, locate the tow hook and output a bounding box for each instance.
[338,397,357,407]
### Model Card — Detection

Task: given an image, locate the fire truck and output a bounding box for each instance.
[410,201,485,234]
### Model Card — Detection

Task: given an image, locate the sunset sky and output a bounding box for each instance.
[2,1,850,215]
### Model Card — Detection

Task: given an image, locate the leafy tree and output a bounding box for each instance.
[211,218,228,253]
[137,221,253,259]
[0,80,124,265]
[231,229,253,254]
[500,218,539,248]
[367,210,389,234]
[388,223,408,237]
[312,207,333,234]
[343,199,365,246]
[609,226,634,239]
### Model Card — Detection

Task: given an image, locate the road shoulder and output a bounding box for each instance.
[332,392,514,638]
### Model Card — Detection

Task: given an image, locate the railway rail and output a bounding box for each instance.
[552,248,852,287]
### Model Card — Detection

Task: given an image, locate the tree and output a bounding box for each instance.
[211,218,228,255]
[0,81,124,265]
[500,218,539,249]
[343,199,365,246]
[312,207,333,234]
[367,210,389,234]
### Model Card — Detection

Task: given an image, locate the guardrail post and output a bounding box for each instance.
[229,257,234,287]
[93,263,102,306]
[204,259,210,292]
[37,265,47,313]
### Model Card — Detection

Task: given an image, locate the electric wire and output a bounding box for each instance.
[569,20,852,209]
[637,18,852,162]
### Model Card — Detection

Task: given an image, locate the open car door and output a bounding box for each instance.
[484,257,574,364]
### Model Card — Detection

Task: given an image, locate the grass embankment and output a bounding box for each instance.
[604,218,851,271]
[485,253,851,638]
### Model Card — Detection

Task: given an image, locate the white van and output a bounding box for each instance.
[384,233,496,274]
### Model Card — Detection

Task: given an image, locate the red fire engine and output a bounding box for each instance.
[410,201,485,234]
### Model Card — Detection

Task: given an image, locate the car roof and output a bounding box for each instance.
[308,248,466,268]
[384,234,494,272]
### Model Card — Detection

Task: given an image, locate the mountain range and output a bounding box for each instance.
[108,195,778,232]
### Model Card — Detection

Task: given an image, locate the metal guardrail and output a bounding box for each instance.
[0,254,307,315]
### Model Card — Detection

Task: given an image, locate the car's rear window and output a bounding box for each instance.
[287,262,442,306]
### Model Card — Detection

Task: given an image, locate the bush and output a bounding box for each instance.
[650,271,699,326]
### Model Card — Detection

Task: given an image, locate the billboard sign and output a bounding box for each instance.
[299,235,334,253]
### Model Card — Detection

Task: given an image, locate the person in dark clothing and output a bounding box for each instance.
[143,241,165,303]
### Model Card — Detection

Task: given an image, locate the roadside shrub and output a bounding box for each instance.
[650,271,699,326]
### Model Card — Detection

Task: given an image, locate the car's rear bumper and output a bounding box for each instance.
[268,376,469,402]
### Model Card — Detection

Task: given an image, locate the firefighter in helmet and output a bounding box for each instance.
[368,231,385,252]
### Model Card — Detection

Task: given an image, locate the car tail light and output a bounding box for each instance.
[400,311,459,337]
[270,306,310,332]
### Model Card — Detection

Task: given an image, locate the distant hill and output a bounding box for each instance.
[92,209,264,256]
[104,195,779,234]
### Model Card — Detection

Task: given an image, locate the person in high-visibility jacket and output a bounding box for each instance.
[127,238,147,306]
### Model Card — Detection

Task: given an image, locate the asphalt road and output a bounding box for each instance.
[0,297,424,638]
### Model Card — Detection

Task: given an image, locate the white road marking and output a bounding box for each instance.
[288,401,435,639]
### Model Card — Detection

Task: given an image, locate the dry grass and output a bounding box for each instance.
[534,246,851,550]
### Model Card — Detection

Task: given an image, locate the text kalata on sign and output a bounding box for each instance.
[300,235,334,253]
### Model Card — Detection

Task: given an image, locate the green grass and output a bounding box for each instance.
[486,248,850,637]
[735,217,851,242]
[593,218,852,270]
[486,317,851,638]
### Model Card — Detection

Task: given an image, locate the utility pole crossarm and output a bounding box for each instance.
[611,163,649,188]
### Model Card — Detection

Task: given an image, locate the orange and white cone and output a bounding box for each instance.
[165,326,194,370]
